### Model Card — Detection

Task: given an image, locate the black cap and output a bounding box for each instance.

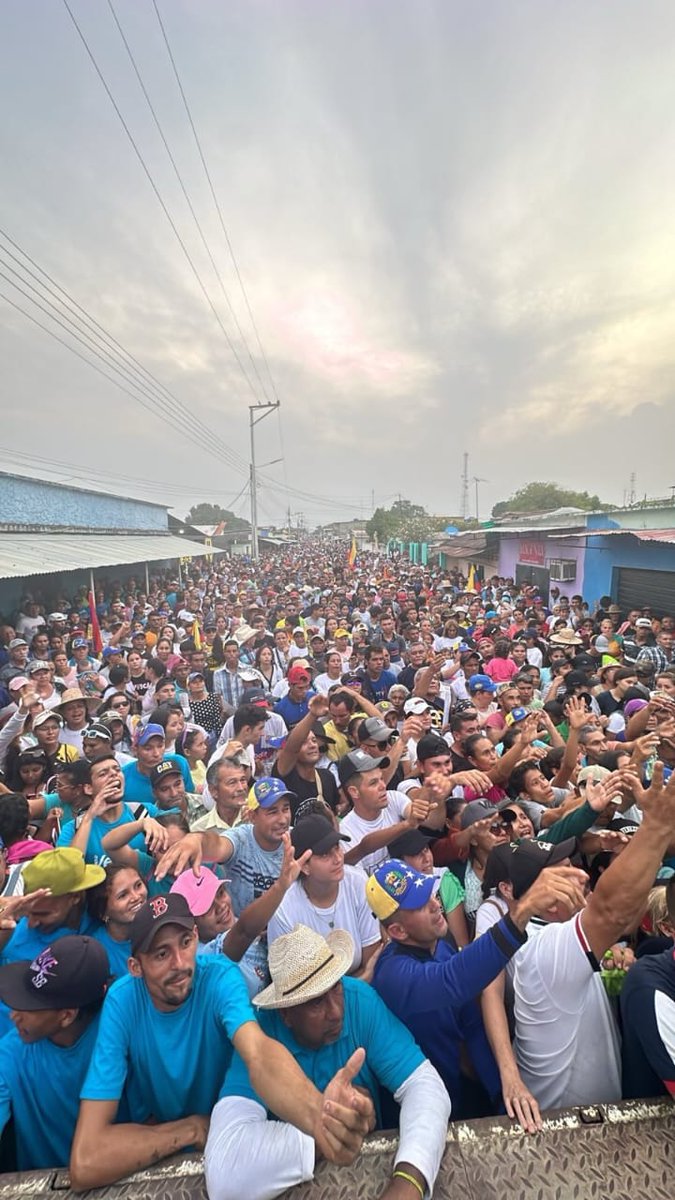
[0,935,109,1011]
[337,749,390,787]
[416,733,452,763]
[508,837,578,898]
[150,760,183,787]
[291,814,350,857]
[311,721,336,745]
[387,828,431,858]
[130,894,195,956]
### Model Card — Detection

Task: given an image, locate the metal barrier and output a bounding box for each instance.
[1,1098,672,1199]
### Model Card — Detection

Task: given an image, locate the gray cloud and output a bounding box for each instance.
[2,0,675,524]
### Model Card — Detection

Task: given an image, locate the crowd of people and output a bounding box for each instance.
[0,545,673,1197]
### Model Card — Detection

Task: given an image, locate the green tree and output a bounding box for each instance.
[185,503,249,530]
[366,499,452,543]
[492,482,609,519]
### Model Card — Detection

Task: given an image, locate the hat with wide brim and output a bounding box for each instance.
[254,924,354,1010]
[233,624,257,646]
[549,629,583,646]
[56,688,100,716]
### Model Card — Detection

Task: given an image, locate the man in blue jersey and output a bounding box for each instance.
[366,856,587,1118]
[122,723,193,804]
[0,934,109,1170]
[71,893,374,1190]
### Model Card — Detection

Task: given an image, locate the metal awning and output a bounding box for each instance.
[557,528,675,545]
[0,533,217,580]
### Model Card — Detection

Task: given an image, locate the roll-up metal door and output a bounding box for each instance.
[616,567,675,616]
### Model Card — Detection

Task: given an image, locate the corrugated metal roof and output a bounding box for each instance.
[558,529,675,545]
[0,534,215,580]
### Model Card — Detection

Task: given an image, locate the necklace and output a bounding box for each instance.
[309,898,337,930]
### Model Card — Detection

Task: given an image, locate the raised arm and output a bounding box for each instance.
[274,695,328,777]
[223,834,310,962]
[580,763,675,961]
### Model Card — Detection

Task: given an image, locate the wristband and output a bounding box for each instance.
[392,1169,425,1198]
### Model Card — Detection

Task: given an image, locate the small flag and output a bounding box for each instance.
[347,535,357,569]
[88,591,103,655]
[466,564,476,593]
[192,618,202,650]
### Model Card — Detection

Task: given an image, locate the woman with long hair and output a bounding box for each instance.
[87,863,148,976]
[254,643,284,693]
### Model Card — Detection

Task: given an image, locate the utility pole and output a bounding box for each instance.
[249,401,279,560]
[461,452,469,520]
[473,476,488,522]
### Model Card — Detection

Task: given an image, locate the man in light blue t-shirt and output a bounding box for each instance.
[71,893,375,1190]
[0,934,109,1170]
[122,722,193,805]
[205,924,450,1200]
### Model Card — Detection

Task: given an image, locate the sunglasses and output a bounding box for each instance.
[111,700,130,708]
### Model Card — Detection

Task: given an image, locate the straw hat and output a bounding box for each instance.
[56,688,100,715]
[253,924,353,1010]
[548,628,582,646]
[233,624,257,647]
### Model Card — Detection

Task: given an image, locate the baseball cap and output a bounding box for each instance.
[340,672,361,686]
[577,765,612,785]
[72,638,89,650]
[504,706,529,726]
[170,867,227,916]
[337,748,390,787]
[416,733,451,762]
[366,859,435,920]
[357,717,391,744]
[83,723,113,742]
[23,848,105,896]
[287,664,311,684]
[187,671,205,682]
[386,828,432,858]
[460,799,500,830]
[26,659,51,675]
[506,837,578,898]
[8,638,27,650]
[7,675,29,691]
[635,618,652,628]
[242,688,270,707]
[130,893,196,957]
[102,646,122,658]
[151,760,183,787]
[137,723,165,746]
[48,612,67,623]
[248,777,295,810]
[0,935,109,1012]
[291,814,350,857]
[403,697,430,716]
[468,674,497,694]
[334,628,350,639]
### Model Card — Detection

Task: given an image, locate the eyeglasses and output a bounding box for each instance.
[112,699,130,708]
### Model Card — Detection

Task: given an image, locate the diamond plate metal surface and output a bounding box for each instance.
[0,1100,672,1199]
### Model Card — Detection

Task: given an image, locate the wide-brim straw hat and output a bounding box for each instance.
[549,628,583,646]
[233,624,257,646]
[254,923,354,1010]
[56,688,101,715]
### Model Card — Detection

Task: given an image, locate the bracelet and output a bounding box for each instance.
[392,1169,425,1198]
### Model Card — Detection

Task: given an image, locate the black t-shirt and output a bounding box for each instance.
[596,690,623,717]
[272,763,340,820]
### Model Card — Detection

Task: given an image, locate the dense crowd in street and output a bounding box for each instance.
[0,543,673,1198]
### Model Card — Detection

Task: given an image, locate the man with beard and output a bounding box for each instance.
[70,893,374,1189]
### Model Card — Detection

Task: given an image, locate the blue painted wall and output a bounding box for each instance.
[0,474,167,532]
[583,534,675,604]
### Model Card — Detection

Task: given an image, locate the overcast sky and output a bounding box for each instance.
[2,1,675,527]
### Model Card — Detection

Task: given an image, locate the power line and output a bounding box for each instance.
[0,231,250,473]
[152,0,282,408]
[0,262,237,470]
[106,0,270,406]
[61,0,262,405]
[0,227,246,472]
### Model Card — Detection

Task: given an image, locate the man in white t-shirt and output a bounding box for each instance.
[337,750,429,875]
[512,765,675,1112]
[268,815,381,976]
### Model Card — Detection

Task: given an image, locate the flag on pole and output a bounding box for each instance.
[192,618,202,650]
[88,591,103,655]
[466,564,476,593]
[347,535,357,569]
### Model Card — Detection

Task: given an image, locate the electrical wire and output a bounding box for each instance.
[61,0,262,405]
[152,0,282,407]
[106,0,270,406]
[0,228,246,474]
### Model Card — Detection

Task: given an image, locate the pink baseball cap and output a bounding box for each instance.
[170,867,228,916]
[8,676,29,691]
